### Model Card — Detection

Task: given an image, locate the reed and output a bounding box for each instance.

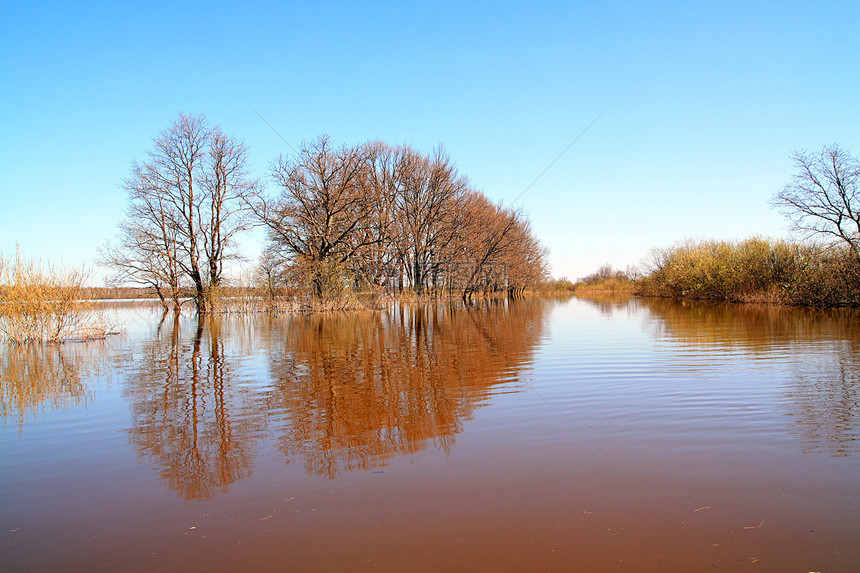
[0,251,114,343]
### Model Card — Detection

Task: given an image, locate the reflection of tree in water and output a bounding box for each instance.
[638,298,860,455]
[125,315,266,500]
[266,298,552,478]
[0,343,99,433]
[123,301,551,492]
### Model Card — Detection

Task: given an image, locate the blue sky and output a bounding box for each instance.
[2,1,858,282]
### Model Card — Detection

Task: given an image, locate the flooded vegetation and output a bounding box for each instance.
[0,251,114,343]
[2,297,859,571]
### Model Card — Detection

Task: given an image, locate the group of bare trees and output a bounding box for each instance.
[101,114,548,313]
[254,136,548,301]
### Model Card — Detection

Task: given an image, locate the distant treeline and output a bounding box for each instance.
[541,265,636,295]
[100,114,548,313]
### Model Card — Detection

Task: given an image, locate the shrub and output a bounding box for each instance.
[636,238,860,307]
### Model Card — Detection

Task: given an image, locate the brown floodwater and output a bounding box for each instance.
[1,296,859,571]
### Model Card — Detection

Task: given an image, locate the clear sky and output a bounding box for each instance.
[2,1,858,283]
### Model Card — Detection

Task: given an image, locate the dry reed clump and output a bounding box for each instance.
[636,238,860,307]
[0,252,115,343]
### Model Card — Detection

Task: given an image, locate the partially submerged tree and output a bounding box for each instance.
[773,144,860,260]
[453,192,522,299]
[202,126,257,293]
[101,113,256,312]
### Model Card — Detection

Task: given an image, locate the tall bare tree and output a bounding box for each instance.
[101,113,255,312]
[773,144,860,260]
[449,193,548,299]
[201,125,256,292]
[99,155,187,310]
[346,141,399,288]
[499,215,549,296]
[454,193,519,299]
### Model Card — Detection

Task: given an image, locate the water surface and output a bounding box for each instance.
[2,296,858,571]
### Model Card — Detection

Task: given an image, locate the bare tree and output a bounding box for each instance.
[101,113,255,312]
[152,114,209,311]
[497,213,548,296]
[254,246,287,301]
[99,162,185,310]
[773,144,860,260]
[346,141,399,289]
[453,196,548,299]
[453,192,519,299]
[252,136,379,297]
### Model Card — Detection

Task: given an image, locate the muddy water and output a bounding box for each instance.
[1,296,858,571]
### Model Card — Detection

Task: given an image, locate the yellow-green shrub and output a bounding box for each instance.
[637,238,860,307]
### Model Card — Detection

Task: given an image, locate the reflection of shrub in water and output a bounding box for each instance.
[639,298,835,350]
[640,297,860,455]
[785,342,860,456]
[574,291,637,316]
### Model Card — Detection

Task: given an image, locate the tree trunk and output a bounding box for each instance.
[191,270,206,313]
[154,285,168,310]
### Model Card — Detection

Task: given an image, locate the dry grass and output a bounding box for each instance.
[0,251,116,343]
